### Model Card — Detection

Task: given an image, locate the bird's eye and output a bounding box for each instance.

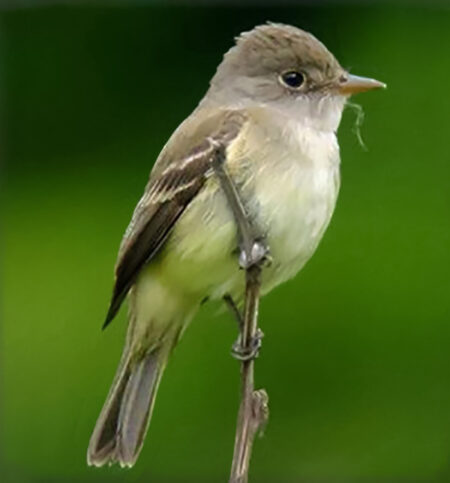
[280,70,305,89]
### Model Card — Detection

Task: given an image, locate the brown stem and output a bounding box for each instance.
[229,265,269,483]
[210,143,269,482]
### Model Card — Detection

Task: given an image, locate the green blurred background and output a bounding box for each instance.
[2,2,450,482]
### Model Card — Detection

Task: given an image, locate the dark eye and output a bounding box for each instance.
[280,70,305,89]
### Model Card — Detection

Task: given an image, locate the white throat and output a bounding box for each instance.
[273,93,347,133]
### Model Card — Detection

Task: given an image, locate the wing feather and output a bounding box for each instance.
[103,110,247,328]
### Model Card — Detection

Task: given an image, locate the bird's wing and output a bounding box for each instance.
[103,109,247,328]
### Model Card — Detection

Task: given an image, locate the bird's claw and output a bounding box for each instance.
[239,240,272,270]
[231,329,264,361]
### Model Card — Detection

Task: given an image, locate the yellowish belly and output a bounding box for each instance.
[156,153,340,304]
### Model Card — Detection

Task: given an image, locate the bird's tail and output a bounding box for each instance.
[87,339,171,467]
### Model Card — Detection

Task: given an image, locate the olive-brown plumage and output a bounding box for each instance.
[88,23,384,467]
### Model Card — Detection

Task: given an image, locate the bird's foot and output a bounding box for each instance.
[239,239,272,270]
[231,329,264,361]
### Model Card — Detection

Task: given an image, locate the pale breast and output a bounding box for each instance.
[160,114,341,302]
[246,121,341,293]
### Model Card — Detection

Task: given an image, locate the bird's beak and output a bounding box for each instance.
[338,74,386,95]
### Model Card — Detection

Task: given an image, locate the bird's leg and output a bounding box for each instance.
[223,294,264,362]
[223,294,244,331]
[210,141,271,270]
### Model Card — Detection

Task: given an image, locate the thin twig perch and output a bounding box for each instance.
[229,265,269,483]
[210,142,269,483]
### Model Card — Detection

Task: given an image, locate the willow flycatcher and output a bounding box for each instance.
[87,23,385,467]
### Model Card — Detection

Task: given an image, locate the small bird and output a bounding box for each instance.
[87,23,385,467]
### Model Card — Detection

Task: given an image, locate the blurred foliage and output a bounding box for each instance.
[1,3,450,483]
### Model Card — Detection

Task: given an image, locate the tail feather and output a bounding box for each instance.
[87,347,164,467]
[116,351,162,465]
